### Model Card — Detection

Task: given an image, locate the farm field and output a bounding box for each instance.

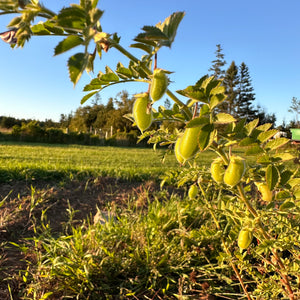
[1,142,299,299]
[0,142,218,299]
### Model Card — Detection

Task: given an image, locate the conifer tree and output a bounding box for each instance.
[208,44,227,79]
[236,62,257,121]
[222,61,239,115]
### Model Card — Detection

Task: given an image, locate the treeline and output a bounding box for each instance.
[1,44,297,146]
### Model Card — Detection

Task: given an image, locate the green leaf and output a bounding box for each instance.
[44,21,64,35]
[31,23,51,35]
[176,86,206,103]
[239,137,257,147]
[257,129,278,143]
[68,52,88,86]
[266,165,280,190]
[280,170,293,185]
[186,117,210,128]
[57,6,87,30]
[245,144,263,156]
[116,63,133,79]
[54,35,83,56]
[256,123,273,132]
[130,42,153,54]
[134,25,168,42]
[155,11,185,47]
[279,200,295,211]
[83,78,103,91]
[265,137,289,151]
[244,118,259,136]
[80,90,98,104]
[257,154,271,164]
[275,190,291,200]
[98,67,119,82]
[198,123,216,151]
[199,104,210,116]
[210,94,226,109]
[214,113,236,124]
[273,152,295,162]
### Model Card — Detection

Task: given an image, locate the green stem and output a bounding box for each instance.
[236,183,294,299]
[111,42,192,120]
[198,182,252,300]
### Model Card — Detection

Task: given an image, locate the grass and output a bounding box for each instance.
[0,142,217,183]
[1,141,299,299]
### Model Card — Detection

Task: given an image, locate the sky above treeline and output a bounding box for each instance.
[0,0,300,126]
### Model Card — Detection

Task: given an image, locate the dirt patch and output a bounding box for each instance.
[0,177,182,299]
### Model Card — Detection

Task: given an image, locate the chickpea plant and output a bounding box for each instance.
[2,1,300,298]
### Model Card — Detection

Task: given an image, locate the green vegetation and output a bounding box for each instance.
[2,1,300,299]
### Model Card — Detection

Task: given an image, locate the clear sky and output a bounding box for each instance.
[0,0,300,126]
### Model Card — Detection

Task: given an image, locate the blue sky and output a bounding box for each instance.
[0,0,300,126]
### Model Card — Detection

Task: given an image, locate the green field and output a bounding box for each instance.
[0,142,218,183]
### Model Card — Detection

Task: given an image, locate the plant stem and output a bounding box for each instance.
[236,183,294,300]
[198,182,252,300]
[111,42,192,120]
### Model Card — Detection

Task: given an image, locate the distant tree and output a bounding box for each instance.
[208,44,227,79]
[288,97,300,127]
[256,105,276,126]
[236,62,257,121]
[222,61,239,115]
[164,98,171,109]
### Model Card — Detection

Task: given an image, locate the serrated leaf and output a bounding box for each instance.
[134,25,168,41]
[31,23,51,35]
[44,21,64,35]
[257,154,271,164]
[99,71,119,82]
[57,6,87,30]
[288,178,300,188]
[130,42,153,54]
[83,78,103,91]
[68,52,88,86]
[155,11,185,47]
[210,94,226,109]
[186,117,210,128]
[257,129,278,143]
[198,123,216,151]
[239,137,257,147]
[276,190,291,200]
[81,90,98,104]
[199,104,210,116]
[266,165,280,190]
[280,170,293,185]
[176,86,206,103]
[265,137,289,151]
[244,118,259,136]
[214,113,236,124]
[273,152,295,162]
[54,35,83,56]
[256,123,273,132]
[279,200,295,211]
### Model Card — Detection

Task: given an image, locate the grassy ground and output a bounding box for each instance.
[0,142,219,299]
[1,142,298,299]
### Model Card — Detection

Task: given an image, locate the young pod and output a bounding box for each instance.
[177,127,201,163]
[238,229,253,250]
[255,182,273,202]
[188,185,198,199]
[174,136,184,165]
[150,69,169,102]
[211,157,226,184]
[223,156,246,187]
[133,93,153,133]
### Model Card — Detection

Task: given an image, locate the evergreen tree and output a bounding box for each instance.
[236,62,257,121]
[208,44,227,79]
[222,61,239,115]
